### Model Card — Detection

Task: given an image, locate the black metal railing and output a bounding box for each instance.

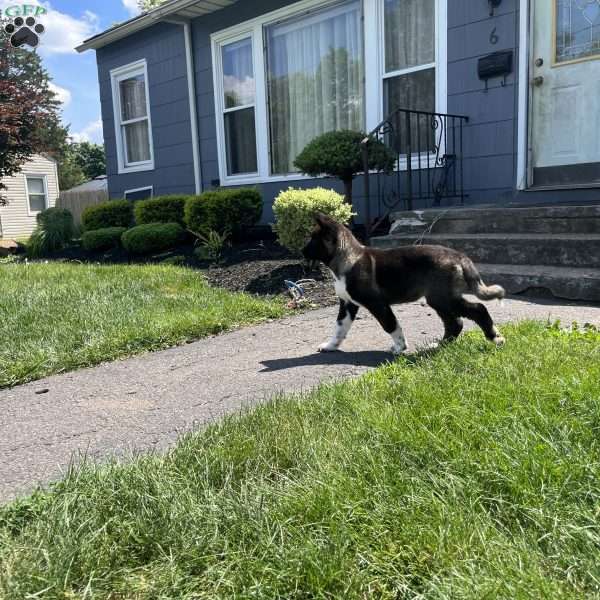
[361,108,469,238]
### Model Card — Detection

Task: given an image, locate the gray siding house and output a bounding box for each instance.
[77,0,600,225]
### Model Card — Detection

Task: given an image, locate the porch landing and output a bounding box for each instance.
[371,205,600,302]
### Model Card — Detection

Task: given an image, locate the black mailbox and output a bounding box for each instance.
[478,50,513,90]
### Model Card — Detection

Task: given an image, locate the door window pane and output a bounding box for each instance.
[222,38,255,108]
[120,75,147,121]
[266,1,364,174]
[124,121,151,164]
[224,107,258,175]
[384,68,436,153]
[556,0,600,63]
[385,0,435,73]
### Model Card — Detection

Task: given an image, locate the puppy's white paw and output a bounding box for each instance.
[493,335,506,347]
[318,341,340,353]
[389,343,409,356]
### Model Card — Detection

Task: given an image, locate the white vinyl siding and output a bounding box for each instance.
[0,155,59,239]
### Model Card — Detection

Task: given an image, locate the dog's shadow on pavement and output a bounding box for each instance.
[260,350,393,372]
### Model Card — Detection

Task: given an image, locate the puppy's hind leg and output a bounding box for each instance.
[453,297,505,345]
[428,298,464,342]
[318,300,359,352]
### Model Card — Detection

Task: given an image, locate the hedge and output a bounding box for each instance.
[81,227,127,252]
[81,200,134,231]
[184,188,262,238]
[121,223,185,255]
[134,195,187,226]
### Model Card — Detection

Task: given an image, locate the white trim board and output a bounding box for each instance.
[516,0,531,191]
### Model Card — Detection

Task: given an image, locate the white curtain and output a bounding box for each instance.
[384,0,435,73]
[120,75,150,164]
[266,1,364,174]
[120,75,147,120]
[124,121,150,163]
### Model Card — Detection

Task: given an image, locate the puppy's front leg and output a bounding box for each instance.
[318,300,359,352]
[368,301,408,355]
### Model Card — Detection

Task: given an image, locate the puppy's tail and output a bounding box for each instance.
[461,258,505,301]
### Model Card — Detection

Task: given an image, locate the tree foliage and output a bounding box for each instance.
[0,30,66,204]
[137,0,167,11]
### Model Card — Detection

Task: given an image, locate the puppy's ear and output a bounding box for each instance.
[314,212,333,227]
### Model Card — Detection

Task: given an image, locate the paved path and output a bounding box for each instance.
[2,298,600,503]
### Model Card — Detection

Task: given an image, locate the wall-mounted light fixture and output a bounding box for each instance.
[489,0,502,16]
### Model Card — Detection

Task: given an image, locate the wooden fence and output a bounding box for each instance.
[57,189,109,226]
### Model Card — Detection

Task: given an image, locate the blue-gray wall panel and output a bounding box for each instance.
[96,22,196,200]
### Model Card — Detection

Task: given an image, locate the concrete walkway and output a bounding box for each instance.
[2,298,600,503]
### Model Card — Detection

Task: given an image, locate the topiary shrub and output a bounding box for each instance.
[81,199,134,231]
[184,188,262,239]
[27,207,74,258]
[81,227,127,252]
[121,223,185,255]
[294,130,396,206]
[134,195,188,226]
[272,187,354,253]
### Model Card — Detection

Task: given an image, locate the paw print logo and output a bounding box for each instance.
[4,17,45,49]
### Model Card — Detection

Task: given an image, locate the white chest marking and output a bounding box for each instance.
[333,275,353,303]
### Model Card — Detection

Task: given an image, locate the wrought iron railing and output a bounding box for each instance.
[361,108,469,238]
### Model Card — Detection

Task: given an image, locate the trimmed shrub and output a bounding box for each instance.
[121,223,185,255]
[27,207,74,258]
[294,130,396,206]
[134,195,188,226]
[82,200,134,231]
[184,188,262,238]
[81,227,127,252]
[272,187,354,253]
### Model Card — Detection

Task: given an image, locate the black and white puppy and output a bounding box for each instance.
[302,213,506,355]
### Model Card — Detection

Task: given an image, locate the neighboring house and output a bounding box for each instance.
[0,154,59,239]
[77,0,600,224]
[63,175,108,195]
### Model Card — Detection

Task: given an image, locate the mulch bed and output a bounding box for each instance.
[36,238,339,310]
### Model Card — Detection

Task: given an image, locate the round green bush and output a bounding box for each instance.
[272,187,354,253]
[134,195,188,226]
[121,223,185,255]
[27,207,74,258]
[81,227,127,252]
[82,200,134,231]
[184,188,262,238]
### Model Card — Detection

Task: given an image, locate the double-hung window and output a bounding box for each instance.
[26,176,47,214]
[111,60,154,174]
[212,0,445,184]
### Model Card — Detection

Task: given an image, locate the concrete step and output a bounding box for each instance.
[389,205,600,235]
[370,233,600,269]
[477,264,600,303]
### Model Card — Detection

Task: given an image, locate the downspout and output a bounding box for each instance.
[182,21,202,194]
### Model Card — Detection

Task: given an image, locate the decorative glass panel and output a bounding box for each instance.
[119,75,147,121]
[384,68,436,154]
[385,0,435,73]
[222,38,255,109]
[556,0,600,63]
[266,0,364,174]
[224,107,258,175]
[124,121,151,164]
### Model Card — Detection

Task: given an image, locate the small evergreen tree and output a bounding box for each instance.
[294,130,395,207]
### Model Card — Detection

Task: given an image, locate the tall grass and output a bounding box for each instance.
[0,263,284,388]
[1,322,599,598]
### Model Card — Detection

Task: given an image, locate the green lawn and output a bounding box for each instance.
[0,262,285,388]
[1,322,599,598]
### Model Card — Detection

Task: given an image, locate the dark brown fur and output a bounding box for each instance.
[302,213,505,353]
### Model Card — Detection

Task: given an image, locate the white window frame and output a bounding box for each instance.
[124,186,154,200]
[25,174,48,216]
[211,0,447,186]
[110,59,155,175]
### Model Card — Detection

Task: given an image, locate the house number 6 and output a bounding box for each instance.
[489,27,499,45]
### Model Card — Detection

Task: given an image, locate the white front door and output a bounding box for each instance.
[530,0,600,186]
